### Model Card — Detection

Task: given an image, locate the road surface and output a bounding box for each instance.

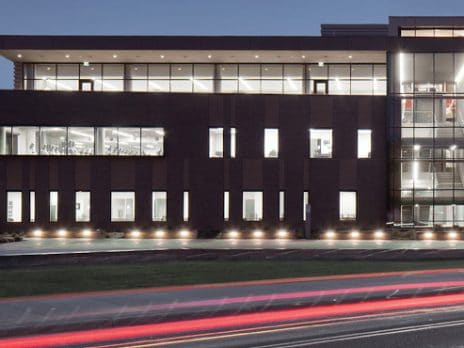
[2,269,464,347]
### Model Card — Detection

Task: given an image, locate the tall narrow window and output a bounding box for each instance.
[264,128,279,158]
[50,191,58,222]
[310,129,332,158]
[111,192,135,222]
[230,128,236,158]
[303,191,309,221]
[224,191,230,221]
[152,191,167,221]
[7,192,22,222]
[75,191,91,222]
[209,128,224,158]
[242,191,263,221]
[183,191,189,222]
[279,191,285,221]
[30,191,35,222]
[340,191,357,220]
[357,129,372,158]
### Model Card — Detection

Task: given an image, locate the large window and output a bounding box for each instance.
[340,191,356,221]
[242,191,263,221]
[1,127,164,157]
[23,63,386,96]
[264,128,279,158]
[50,191,58,222]
[357,129,372,158]
[7,192,22,222]
[310,129,333,158]
[230,128,236,158]
[209,128,224,158]
[111,192,135,222]
[303,191,309,221]
[75,191,90,222]
[279,191,285,221]
[152,191,167,221]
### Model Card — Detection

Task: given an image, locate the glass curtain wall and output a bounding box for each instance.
[23,63,386,96]
[391,52,464,227]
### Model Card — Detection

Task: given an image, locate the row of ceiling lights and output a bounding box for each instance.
[16,53,355,65]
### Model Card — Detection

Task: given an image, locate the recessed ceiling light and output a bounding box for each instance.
[318,61,324,67]
[160,55,165,59]
[134,67,138,71]
[83,61,90,67]
[113,54,118,58]
[348,55,353,59]
[301,55,306,59]
[207,54,212,59]
[254,55,259,59]
[65,54,70,58]
[17,54,22,58]
[47,67,51,71]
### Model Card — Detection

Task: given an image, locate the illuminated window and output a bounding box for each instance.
[50,191,58,222]
[310,129,332,158]
[340,191,356,221]
[7,192,22,222]
[30,191,35,222]
[357,129,372,158]
[264,128,279,158]
[224,191,230,221]
[303,191,309,221]
[209,128,224,158]
[75,191,91,222]
[183,191,189,222]
[279,191,285,221]
[152,191,167,221]
[230,128,237,158]
[242,191,263,221]
[111,192,135,222]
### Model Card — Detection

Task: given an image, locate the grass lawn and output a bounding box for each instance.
[1,260,464,298]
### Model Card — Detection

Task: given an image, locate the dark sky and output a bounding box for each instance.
[1,0,464,88]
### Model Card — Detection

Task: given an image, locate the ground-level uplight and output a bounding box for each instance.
[154,229,166,239]
[81,229,93,238]
[276,229,289,239]
[32,229,43,238]
[350,230,360,239]
[374,230,385,239]
[423,230,434,240]
[228,230,240,239]
[324,230,336,240]
[252,229,264,239]
[130,229,141,238]
[179,229,191,239]
[57,229,67,238]
[448,230,459,240]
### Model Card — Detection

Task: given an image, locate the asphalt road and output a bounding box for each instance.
[135,303,464,348]
[2,269,464,347]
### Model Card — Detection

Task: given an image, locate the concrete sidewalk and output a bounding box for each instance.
[1,269,464,338]
[3,238,464,256]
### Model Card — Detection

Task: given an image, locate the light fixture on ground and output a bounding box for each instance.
[57,229,67,238]
[253,229,264,239]
[350,230,360,239]
[423,230,434,240]
[325,230,336,240]
[130,229,141,238]
[179,229,191,239]
[374,230,385,239]
[276,229,289,239]
[32,229,43,238]
[448,230,458,240]
[81,229,92,238]
[228,230,240,239]
[154,229,166,239]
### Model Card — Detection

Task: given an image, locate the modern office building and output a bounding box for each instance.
[1,16,464,238]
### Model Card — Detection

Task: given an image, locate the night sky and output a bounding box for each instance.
[1,0,464,88]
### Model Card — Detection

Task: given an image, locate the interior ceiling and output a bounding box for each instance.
[0,50,386,64]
